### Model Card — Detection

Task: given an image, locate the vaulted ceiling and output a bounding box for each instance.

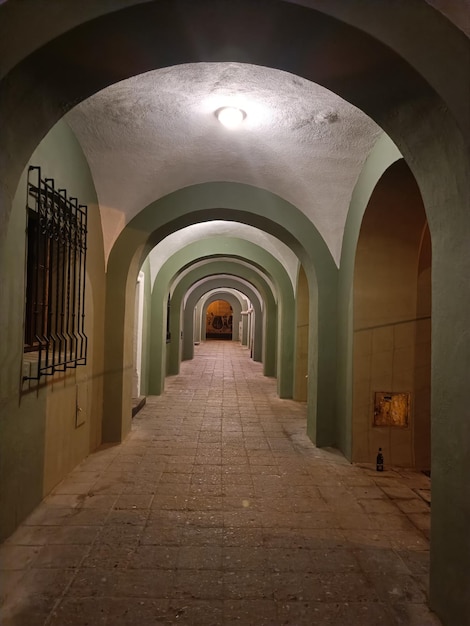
[65,62,382,267]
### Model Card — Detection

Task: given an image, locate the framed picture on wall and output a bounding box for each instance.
[373,392,410,427]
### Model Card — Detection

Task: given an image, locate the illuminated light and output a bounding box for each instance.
[216,106,246,129]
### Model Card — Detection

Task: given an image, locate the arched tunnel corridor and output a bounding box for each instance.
[1,341,434,625]
[0,2,468,625]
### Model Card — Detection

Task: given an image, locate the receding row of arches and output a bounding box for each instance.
[126,153,430,474]
[0,3,468,623]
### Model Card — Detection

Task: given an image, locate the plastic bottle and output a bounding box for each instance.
[376,447,384,472]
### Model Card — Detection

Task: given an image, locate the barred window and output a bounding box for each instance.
[23,166,88,380]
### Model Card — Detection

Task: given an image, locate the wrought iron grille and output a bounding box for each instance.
[23,166,88,380]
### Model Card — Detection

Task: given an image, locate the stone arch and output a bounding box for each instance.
[352,159,430,469]
[337,134,403,456]
[158,237,295,380]
[184,280,262,360]
[103,184,330,450]
[199,292,243,343]
[1,4,469,619]
[160,263,276,393]
[1,1,467,218]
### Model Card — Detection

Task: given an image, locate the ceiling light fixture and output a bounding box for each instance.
[216,106,246,129]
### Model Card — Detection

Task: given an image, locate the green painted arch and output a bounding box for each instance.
[2,0,467,226]
[183,277,258,354]
[103,181,335,450]
[151,237,295,396]
[176,274,263,365]
[0,4,469,620]
[336,134,403,459]
[195,288,251,346]
[152,261,276,396]
[183,276,262,358]
[170,268,268,374]
[198,291,243,343]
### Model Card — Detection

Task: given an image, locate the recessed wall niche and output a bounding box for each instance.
[206,300,233,339]
[373,392,410,428]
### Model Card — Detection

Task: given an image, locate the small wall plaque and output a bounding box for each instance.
[374,392,410,427]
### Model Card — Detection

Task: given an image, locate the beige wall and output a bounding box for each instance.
[352,161,431,468]
[0,120,105,540]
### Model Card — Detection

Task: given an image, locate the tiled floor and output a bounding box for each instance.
[0,341,441,625]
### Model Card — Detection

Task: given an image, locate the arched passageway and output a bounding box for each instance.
[180,278,263,367]
[205,300,233,340]
[0,3,468,624]
[197,291,246,346]
[0,339,437,625]
[352,160,431,470]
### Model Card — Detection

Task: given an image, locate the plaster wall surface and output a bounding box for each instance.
[66,63,381,265]
[0,4,468,622]
[0,121,105,542]
[336,134,402,460]
[352,161,431,469]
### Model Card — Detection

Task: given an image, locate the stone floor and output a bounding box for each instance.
[0,341,441,625]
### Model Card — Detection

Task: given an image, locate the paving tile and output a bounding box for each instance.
[181,525,223,546]
[166,599,224,625]
[396,498,431,514]
[22,506,76,527]
[223,527,264,547]
[113,494,154,509]
[80,494,118,509]
[278,601,397,626]
[178,545,223,569]
[223,546,267,570]
[224,598,278,625]
[1,595,59,626]
[223,569,274,599]
[306,548,360,572]
[0,569,24,605]
[81,543,137,569]
[1,568,77,626]
[174,569,224,599]
[0,545,41,569]
[388,602,443,625]
[128,545,178,569]
[64,508,110,526]
[370,572,428,604]
[32,544,89,568]
[0,342,439,626]
[140,524,182,546]
[353,546,410,574]
[4,526,57,547]
[397,548,430,575]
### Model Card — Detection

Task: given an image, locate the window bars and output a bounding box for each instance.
[23,166,88,380]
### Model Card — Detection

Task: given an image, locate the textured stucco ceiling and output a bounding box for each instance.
[66,62,382,265]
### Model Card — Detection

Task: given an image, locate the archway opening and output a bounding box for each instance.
[205,300,234,340]
[352,159,431,470]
